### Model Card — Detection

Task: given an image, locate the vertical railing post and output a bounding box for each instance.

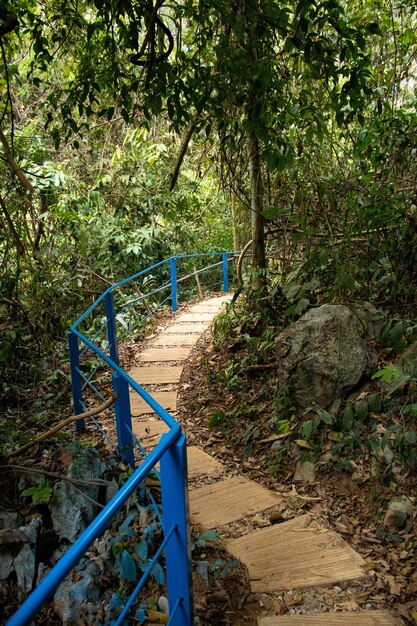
[104,290,119,364]
[160,433,193,626]
[222,252,229,292]
[68,330,85,432]
[112,374,135,469]
[170,257,178,312]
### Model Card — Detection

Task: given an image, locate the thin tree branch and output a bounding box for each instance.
[169,97,211,191]
[1,466,112,509]
[7,394,117,459]
[0,192,25,255]
[0,128,36,193]
[0,39,10,128]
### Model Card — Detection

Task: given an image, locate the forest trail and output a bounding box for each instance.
[127,296,402,626]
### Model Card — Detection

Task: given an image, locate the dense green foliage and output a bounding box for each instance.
[1,0,417,405]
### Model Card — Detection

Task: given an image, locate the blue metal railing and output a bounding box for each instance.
[8,252,236,626]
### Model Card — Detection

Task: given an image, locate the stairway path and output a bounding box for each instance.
[128,295,402,626]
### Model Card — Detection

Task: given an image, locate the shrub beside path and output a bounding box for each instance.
[127,295,402,626]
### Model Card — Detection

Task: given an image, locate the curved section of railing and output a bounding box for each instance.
[8,252,237,626]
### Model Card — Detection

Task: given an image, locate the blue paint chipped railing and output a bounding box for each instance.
[8,251,237,626]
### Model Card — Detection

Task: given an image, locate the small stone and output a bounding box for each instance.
[294,461,315,483]
[271,440,283,450]
[157,596,169,615]
[269,511,284,524]
[384,495,414,529]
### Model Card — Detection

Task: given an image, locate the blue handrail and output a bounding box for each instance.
[8,251,237,626]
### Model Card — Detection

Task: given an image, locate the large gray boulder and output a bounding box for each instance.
[275,304,374,409]
[53,557,101,624]
[50,447,106,541]
[0,518,41,596]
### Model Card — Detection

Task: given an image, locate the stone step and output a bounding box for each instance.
[189,476,281,529]
[131,419,169,448]
[153,334,198,347]
[187,446,225,480]
[190,302,225,307]
[188,305,227,313]
[165,322,209,334]
[129,366,183,385]
[224,514,365,593]
[199,295,233,305]
[177,313,218,322]
[129,422,224,480]
[130,391,177,416]
[258,610,403,625]
[139,347,192,362]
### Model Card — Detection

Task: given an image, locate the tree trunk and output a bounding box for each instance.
[231,193,240,251]
[249,136,266,290]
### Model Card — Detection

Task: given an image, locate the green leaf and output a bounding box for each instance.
[373,366,411,397]
[341,404,354,430]
[354,400,369,420]
[337,271,355,293]
[134,540,148,561]
[301,419,313,438]
[402,404,417,417]
[199,530,218,542]
[404,431,417,445]
[303,279,320,291]
[151,562,164,585]
[22,478,53,504]
[317,408,333,425]
[284,284,301,301]
[208,410,227,427]
[120,549,137,582]
[372,365,402,383]
[263,206,280,220]
[368,394,382,413]
[389,321,404,348]
[197,561,209,582]
[295,297,310,315]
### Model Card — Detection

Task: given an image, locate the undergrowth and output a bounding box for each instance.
[208,287,417,487]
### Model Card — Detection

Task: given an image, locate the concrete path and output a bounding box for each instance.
[127,295,403,626]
